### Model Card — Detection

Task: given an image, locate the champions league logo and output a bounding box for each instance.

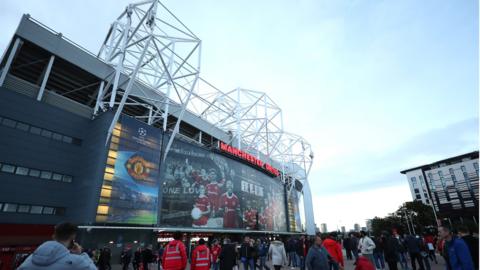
[138,127,147,137]
[125,155,151,180]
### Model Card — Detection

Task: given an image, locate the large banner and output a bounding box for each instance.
[159,139,287,232]
[96,116,161,224]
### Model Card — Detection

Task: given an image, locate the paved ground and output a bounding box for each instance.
[110,254,447,270]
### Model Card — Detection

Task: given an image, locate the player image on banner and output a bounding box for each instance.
[192,185,211,227]
[159,138,287,232]
[219,180,241,228]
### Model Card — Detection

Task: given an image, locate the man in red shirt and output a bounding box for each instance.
[206,170,224,214]
[192,185,211,227]
[219,181,240,228]
[162,232,187,270]
[191,239,211,270]
[243,203,258,230]
[210,239,222,270]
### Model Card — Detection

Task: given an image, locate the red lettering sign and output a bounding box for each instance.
[217,141,280,177]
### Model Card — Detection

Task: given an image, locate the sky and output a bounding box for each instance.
[1,0,478,231]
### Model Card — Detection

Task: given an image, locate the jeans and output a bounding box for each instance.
[242,257,255,270]
[299,256,305,270]
[329,261,339,270]
[289,252,298,267]
[409,252,425,270]
[422,255,430,270]
[373,252,386,269]
[352,249,359,260]
[398,252,409,270]
[345,249,353,260]
[259,256,270,270]
[212,262,219,270]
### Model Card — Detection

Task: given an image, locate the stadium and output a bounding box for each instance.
[0,0,315,265]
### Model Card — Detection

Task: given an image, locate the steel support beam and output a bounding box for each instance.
[37,55,55,101]
[0,37,22,87]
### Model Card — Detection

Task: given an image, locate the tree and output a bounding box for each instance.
[395,201,435,234]
[371,214,407,237]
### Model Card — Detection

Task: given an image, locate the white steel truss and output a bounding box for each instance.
[96,0,314,189]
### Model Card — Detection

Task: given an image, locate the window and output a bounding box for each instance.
[30,206,43,214]
[29,169,40,177]
[16,122,29,131]
[40,171,52,180]
[17,205,30,213]
[414,188,420,193]
[416,194,421,199]
[42,207,54,215]
[62,136,73,144]
[1,164,15,173]
[52,133,62,141]
[474,162,479,176]
[15,167,29,176]
[40,129,52,138]
[411,177,418,188]
[62,175,73,183]
[30,126,41,135]
[3,203,17,212]
[52,173,63,181]
[2,118,16,128]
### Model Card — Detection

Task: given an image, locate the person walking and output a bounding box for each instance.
[143,245,155,270]
[382,232,400,270]
[438,226,474,270]
[18,222,96,270]
[358,231,375,265]
[351,233,360,261]
[211,240,222,270]
[258,239,270,270]
[404,235,425,270]
[133,247,142,270]
[342,236,353,261]
[457,225,479,270]
[372,236,385,270]
[305,234,329,270]
[121,246,133,270]
[268,237,287,270]
[322,233,344,270]
[219,238,237,270]
[162,232,187,270]
[423,234,437,264]
[240,236,255,270]
[393,234,408,270]
[98,248,112,270]
[191,239,211,270]
[296,236,307,270]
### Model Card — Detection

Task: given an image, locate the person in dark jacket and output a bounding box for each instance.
[305,234,329,270]
[297,235,307,270]
[142,245,154,270]
[219,239,237,270]
[457,225,479,270]
[133,247,142,270]
[350,233,359,260]
[382,232,400,270]
[342,237,353,260]
[258,239,270,270]
[120,246,133,270]
[372,236,385,270]
[404,235,425,270]
[240,236,254,270]
[98,248,112,270]
[438,226,474,270]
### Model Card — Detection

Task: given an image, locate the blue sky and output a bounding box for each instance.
[1,0,478,230]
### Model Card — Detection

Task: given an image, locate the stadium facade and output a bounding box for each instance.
[0,1,315,265]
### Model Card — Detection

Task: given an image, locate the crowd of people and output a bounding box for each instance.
[13,222,479,270]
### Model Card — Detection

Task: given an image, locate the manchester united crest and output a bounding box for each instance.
[125,155,150,180]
